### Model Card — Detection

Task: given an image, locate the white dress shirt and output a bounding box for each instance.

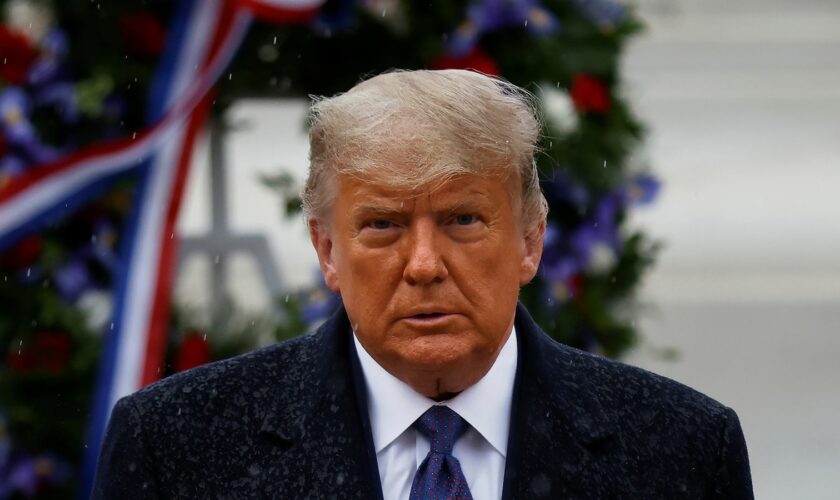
[353,327,518,500]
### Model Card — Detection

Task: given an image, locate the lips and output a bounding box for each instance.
[403,308,456,319]
[400,309,459,327]
[410,312,447,319]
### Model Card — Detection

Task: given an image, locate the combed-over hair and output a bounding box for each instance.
[303,69,548,230]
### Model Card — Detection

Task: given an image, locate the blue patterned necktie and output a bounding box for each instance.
[409,405,474,500]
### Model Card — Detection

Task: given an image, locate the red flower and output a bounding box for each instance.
[0,25,39,84]
[430,47,500,76]
[120,12,167,58]
[570,74,611,114]
[6,331,73,375]
[35,331,73,374]
[0,234,44,269]
[174,332,211,372]
[568,274,585,297]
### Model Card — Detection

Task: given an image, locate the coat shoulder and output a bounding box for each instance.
[123,330,328,424]
[538,335,734,431]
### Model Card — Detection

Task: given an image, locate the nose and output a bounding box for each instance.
[403,218,448,286]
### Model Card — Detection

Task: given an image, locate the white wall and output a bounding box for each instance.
[624,1,840,498]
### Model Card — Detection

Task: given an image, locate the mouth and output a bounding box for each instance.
[401,311,459,327]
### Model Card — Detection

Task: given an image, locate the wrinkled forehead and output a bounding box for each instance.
[331,170,523,219]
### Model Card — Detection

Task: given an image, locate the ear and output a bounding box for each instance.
[308,218,341,293]
[519,219,545,286]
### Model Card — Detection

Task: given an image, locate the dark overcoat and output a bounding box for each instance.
[92,304,753,499]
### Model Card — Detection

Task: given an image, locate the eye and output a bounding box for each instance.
[452,214,478,226]
[368,219,395,230]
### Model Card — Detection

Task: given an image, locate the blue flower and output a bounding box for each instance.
[449,0,559,57]
[622,174,660,206]
[540,167,589,209]
[572,0,627,28]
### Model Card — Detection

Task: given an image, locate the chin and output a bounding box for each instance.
[395,334,477,372]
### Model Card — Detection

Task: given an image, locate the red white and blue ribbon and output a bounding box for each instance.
[0,0,319,496]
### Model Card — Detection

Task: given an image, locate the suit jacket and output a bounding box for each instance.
[92,304,753,499]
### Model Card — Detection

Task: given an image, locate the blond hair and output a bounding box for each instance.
[303,69,547,230]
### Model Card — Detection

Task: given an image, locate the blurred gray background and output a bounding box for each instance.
[176,1,840,498]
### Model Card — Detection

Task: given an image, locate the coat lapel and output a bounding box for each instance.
[247,303,626,499]
[502,304,621,500]
[255,307,383,499]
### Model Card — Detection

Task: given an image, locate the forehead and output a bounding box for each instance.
[338,173,516,209]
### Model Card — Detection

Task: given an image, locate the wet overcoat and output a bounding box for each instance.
[92,304,753,499]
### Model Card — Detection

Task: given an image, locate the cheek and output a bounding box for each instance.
[446,238,523,319]
[335,243,403,321]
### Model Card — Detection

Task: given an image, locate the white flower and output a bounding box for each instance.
[541,84,579,133]
[4,0,54,45]
[77,290,113,333]
[586,242,617,274]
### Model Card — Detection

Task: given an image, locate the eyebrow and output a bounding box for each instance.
[350,205,406,219]
[351,197,492,218]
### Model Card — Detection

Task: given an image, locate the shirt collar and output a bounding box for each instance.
[353,327,517,457]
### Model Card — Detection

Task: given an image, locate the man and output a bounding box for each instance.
[93,70,753,499]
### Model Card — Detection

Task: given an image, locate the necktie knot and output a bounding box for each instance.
[414,405,469,456]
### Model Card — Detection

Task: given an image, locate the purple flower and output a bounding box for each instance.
[449,0,559,57]
[540,168,589,208]
[0,87,59,167]
[0,155,27,184]
[53,257,92,302]
[27,29,70,86]
[622,174,660,206]
[0,450,72,499]
[572,0,627,28]
[5,455,38,496]
[540,192,625,282]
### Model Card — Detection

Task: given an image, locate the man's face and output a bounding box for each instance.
[310,173,544,398]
